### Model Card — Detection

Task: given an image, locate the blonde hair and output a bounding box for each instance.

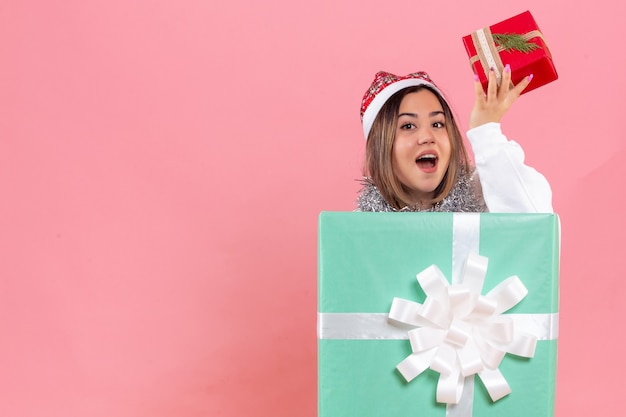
[364,86,471,210]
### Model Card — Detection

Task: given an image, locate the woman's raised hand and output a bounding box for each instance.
[469,64,532,129]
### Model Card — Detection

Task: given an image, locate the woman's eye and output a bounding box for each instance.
[400,123,415,130]
[433,121,445,128]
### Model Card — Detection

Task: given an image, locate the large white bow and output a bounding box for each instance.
[388,253,537,404]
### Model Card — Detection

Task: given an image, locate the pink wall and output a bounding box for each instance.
[0,0,622,415]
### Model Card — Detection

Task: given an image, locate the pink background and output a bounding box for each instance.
[0,0,622,415]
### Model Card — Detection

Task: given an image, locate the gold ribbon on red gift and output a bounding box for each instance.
[469,27,546,85]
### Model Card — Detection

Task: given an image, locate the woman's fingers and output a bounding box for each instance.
[511,73,533,97]
[498,64,512,99]
[469,65,533,129]
[487,64,533,104]
[474,73,486,99]
[503,72,533,109]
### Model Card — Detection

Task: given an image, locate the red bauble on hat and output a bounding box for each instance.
[360,71,442,141]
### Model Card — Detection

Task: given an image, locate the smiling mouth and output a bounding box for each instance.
[416,154,438,169]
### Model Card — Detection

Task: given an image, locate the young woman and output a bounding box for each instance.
[357,66,552,213]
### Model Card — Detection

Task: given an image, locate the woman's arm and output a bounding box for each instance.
[467,123,553,213]
[467,66,553,213]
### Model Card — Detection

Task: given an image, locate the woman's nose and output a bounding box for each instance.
[417,128,435,144]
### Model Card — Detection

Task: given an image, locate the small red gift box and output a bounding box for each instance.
[462,10,557,95]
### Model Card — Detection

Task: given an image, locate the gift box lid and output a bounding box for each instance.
[318,212,560,314]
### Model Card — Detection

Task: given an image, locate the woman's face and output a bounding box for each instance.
[392,89,451,206]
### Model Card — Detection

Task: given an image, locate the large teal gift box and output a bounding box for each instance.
[318,212,560,417]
